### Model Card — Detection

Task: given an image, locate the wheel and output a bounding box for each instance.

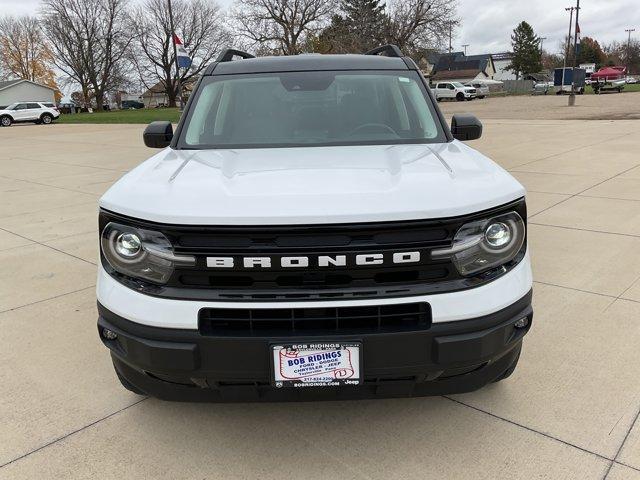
[0,115,12,127]
[41,113,53,125]
[492,348,521,383]
[113,361,146,395]
[456,92,464,101]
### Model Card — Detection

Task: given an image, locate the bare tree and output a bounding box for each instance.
[385,0,457,54]
[232,0,336,55]
[0,16,58,89]
[40,0,132,109]
[127,0,227,108]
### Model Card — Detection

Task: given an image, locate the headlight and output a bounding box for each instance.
[432,211,525,276]
[101,222,195,284]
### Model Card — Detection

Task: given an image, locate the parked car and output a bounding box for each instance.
[464,81,490,99]
[532,81,553,95]
[0,101,60,127]
[97,45,532,401]
[432,82,477,101]
[625,77,638,84]
[121,100,144,109]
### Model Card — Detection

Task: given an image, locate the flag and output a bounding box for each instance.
[173,34,192,69]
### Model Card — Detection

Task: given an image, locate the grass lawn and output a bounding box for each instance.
[58,107,182,124]
[585,83,640,94]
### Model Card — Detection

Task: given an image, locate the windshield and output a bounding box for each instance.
[180,70,446,149]
[452,82,466,88]
[5,103,18,110]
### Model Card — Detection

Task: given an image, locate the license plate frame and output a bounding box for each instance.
[270,342,362,388]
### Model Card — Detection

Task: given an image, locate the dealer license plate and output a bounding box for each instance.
[271,342,362,388]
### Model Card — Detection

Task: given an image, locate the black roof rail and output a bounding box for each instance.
[216,48,255,62]
[364,44,404,58]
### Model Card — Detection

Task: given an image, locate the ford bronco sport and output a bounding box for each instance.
[97,45,533,401]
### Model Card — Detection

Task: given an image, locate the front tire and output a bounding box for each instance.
[41,113,53,125]
[456,92,465,101]
[0,115,12,127]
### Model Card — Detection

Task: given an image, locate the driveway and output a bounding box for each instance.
[1,118,640,479]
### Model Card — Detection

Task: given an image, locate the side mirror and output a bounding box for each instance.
[451,114,482,141]
[143,121,173,148]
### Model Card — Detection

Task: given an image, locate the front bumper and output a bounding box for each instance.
[96,252,533,329]
[98,290,532,402]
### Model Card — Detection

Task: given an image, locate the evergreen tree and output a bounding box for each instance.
[341,0,386,52]
[315,0,386,53]
[507,21,542,78]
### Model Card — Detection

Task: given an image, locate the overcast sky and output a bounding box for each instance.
[1,0,638,54]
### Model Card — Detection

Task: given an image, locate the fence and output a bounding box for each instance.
[502,80,536,94]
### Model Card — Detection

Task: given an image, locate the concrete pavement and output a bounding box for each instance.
[1,118,640,479]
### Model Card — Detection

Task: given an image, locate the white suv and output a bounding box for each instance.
[0,101,60,127]
[97,45,532,402]
[433,82,477,101]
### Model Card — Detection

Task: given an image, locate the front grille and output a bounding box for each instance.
[199,302,431,336]
[100,198,527,301]
[168,221,457,300]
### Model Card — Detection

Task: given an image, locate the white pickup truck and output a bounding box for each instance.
[432,82,477,101]
[96,45,532,402]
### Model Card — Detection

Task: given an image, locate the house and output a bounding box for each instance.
[142,80,195,108]
[417,52,445,77]
[142,82,169,108]
[431,68,489,83]
[0,79,57,109]
[491,52,517,81]
[429,52,496,82]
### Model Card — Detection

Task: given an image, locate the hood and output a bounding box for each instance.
[100,142,525,225]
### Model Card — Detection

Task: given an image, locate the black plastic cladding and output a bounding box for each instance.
[99,198,527,302]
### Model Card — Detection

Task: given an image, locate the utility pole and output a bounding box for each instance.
[462,44,469,55]
[167,0,182,110]
[626,28,636,76]
[448,22,453,53]
[539,37,547,54]
[562,7,575,92]
[569,0,580,106]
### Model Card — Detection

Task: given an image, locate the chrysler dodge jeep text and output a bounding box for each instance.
[97,45,533,401]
